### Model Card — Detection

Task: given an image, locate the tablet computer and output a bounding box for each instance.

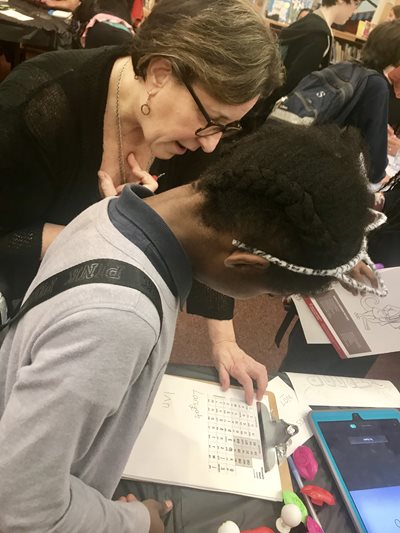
[309,408,400,533]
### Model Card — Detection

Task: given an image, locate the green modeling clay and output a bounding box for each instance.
[283,490,308,522]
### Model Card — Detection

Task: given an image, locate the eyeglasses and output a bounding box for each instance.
[183,80,243,138]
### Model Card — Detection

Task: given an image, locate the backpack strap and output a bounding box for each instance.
[0,259,163,332]
[274,301,297,348]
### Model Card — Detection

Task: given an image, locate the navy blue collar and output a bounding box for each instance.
[108,185,192,308]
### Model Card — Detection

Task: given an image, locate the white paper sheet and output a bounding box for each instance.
[287,372,400,408]
[267,376,313,454]
[293,296,329,344]
[1,9,33,20]
[123,374,283,501]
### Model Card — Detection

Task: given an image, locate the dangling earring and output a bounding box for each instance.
[141,91,153,116]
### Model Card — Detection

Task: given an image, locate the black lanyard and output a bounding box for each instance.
[0,258,162,332]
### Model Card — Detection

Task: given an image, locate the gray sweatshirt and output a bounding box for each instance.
[0,193,190,532]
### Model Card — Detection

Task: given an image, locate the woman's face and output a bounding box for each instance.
[139,63,259,159]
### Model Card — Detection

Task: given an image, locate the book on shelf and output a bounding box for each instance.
[293,267,400,359]
[332,40,362,62]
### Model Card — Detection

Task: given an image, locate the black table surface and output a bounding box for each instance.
[0,0,70,48]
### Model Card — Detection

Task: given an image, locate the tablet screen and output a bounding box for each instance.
[318,417,400,532]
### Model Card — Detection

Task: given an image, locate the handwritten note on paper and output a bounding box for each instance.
[267,376,312,455]
[123,374,283,501]
[287,372,400,408]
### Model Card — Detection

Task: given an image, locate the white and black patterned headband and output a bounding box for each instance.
[232,210,388,297]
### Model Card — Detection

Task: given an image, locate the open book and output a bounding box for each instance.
[294,267,400,358]
[123,374,292,501]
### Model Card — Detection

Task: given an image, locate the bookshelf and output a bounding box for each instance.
[332,29,365,61]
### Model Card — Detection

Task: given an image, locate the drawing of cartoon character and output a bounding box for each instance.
[356,296,400,331]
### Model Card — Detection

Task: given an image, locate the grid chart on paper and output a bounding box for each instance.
[207,395,265,479]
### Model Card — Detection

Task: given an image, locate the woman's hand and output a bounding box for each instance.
[126,153,159,192]
[98,154,159,198]
[207,319,268,405]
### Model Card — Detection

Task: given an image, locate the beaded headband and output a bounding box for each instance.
[232,210,388,297]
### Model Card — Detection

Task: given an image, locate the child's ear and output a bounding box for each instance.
[224,250,269,269]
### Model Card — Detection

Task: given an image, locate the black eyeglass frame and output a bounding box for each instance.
[182,80,243,138]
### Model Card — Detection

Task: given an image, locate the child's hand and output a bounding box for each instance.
[118,493,137,503]
[118,494,173,533]
[143,499,173,533]
[344,261,378,295]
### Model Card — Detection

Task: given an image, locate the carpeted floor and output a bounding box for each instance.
[170,295,400,389]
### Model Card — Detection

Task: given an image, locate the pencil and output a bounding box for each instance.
[287,456,324,531]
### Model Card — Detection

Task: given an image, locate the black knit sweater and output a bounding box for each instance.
[0,45,234,319]
[0,46,129,302]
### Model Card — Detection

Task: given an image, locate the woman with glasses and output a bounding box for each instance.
[0,0,281,394]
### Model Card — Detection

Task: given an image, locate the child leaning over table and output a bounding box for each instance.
[0,123,384,533]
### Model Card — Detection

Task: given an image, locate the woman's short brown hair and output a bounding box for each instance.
[131,0,283,104]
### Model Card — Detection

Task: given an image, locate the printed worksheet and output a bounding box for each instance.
[123,374,283,501]
[287,372,400,408]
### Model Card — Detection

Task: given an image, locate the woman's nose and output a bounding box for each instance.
[198,132,223,153]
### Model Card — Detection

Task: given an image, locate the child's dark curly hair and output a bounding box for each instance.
[195,122,374,296]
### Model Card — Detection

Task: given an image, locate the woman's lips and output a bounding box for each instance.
[175,141,187,154]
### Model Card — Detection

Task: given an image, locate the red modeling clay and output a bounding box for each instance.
[293,445,318,480]
[300,485,336,506]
